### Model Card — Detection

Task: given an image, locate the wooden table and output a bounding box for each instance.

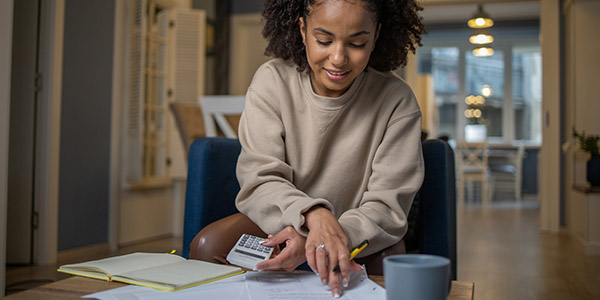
[369,275,474,300]
[3,275,474,299]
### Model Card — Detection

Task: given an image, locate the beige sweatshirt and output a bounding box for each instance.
[235,59,424,257]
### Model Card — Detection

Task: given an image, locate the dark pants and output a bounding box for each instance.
[189,213,405,275]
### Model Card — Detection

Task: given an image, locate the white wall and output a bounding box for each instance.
[229,13,270,94]
[1,0,14,295]
[564,0,600,238]
[539,0,561,233]
[118,189,175,244]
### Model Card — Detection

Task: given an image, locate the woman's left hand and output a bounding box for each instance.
[304,206,363,298]
[254,226,307,272]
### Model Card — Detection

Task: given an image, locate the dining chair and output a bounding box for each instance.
[456,141,493,207]
[198,95,245,138]
[183,138,457,279]
[490,143,525,203]
[169,101,206,156]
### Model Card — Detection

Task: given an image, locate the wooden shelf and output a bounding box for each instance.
[573,184,600,194]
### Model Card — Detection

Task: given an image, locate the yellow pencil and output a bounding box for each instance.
[333,240,368,273]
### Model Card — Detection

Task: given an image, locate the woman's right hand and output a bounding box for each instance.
[304,206,363,298]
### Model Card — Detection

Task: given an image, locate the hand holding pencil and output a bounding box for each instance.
[303,206,365,298]
[333,240,369,273]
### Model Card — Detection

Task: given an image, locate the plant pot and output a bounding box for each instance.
[588,155,600,186]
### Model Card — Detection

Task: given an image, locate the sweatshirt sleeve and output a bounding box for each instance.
[234,87,333,236]
[337,109,424,257]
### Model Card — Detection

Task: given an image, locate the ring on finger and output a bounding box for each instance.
[316,244,327,253]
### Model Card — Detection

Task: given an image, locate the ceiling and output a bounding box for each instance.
[419,0,540,24]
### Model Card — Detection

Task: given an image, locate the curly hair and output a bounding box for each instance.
[262,0,425,73]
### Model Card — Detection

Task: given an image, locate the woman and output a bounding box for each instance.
[191,0,425,297]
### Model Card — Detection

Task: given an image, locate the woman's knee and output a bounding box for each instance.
[189,213,265,263]
[190,226,223,262]
[189,219,234,263]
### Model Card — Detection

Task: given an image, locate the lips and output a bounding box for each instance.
[325,68,351,80]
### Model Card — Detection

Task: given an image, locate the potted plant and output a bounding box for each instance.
[572,128,600,186]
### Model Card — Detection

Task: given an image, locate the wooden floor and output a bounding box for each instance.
[5,200,600,299]
[4,237,183,296]
[459,200,600,300]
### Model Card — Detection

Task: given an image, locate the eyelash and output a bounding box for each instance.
[316,40,367,48]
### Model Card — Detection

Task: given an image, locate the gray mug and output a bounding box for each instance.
[383,254,451,300]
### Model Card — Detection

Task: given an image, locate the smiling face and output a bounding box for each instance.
[300,0,380,98]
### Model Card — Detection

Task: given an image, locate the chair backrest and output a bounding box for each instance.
[182,138,457,279]
[169,102,206,155]
[182,138,242,258]
[415,139,457,280]
[514,143,526,174]
[457,141,489,174]
[199,95,245,138]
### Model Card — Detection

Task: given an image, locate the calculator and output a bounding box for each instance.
[226,234,275,270]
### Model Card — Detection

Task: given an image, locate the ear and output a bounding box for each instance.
[299,17,307,44]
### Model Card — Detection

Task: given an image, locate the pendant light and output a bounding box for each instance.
[468,4,494,57]
[467,4,494,29]
[469,29,494,45]
[472,47,494,57]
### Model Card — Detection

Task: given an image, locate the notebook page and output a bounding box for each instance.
[114,259,243,289]
[60,253,185,277]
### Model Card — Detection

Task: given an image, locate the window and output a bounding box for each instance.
[417,36,541,144]
[420,47,460,140]
[512,47,542,141]
[465,50,504,138]
[125,0,176,187]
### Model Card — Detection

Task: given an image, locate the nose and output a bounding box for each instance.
[330,43,348,67]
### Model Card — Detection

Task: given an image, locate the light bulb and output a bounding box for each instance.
[473,47,494,57]
[465,95,474,105]
[469,34,494,45]
[464,109,473,118]
[481,85,492,97]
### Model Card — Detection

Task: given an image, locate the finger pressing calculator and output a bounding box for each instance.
[226,234,274,270]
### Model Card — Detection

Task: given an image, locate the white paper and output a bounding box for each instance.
[84,269,385,300]
[244,269,385,300]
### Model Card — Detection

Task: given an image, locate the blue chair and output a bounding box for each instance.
[182,138,457,280]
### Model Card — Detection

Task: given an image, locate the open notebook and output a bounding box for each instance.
[58,252,244,292]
